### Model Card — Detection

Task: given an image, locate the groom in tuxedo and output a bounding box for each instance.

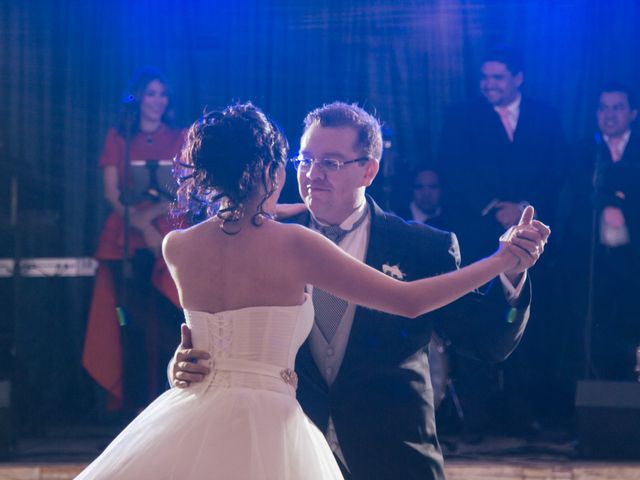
[172,102,548,480]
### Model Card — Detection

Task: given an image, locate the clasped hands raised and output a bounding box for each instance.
[497,205,550,278]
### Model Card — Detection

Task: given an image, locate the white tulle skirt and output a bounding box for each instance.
[76,385,343,480]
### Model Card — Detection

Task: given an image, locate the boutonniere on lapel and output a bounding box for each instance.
[382,263,406,281]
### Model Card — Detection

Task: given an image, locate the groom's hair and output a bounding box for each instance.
[302,102,383,162]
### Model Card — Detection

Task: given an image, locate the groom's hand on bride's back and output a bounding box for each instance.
[171,324,210,388]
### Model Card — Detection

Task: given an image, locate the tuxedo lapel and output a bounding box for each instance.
[509,97,538,145]
[599,138,613,164]
[476,101,513,188]
[621,131,640,164]
[362,197,391,269]
[513,97,532,142]
[477,99,510,144]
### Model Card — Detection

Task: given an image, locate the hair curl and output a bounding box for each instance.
[173,102,289,234]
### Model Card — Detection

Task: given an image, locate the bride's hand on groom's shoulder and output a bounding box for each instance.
[172,324,211,388]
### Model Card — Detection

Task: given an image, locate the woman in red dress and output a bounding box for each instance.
[83,67,186,413]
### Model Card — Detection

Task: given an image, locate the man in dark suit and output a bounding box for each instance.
[437,46,565,264]
[171,103,549,479]
[437,46,566,432]
[557,83,640,383]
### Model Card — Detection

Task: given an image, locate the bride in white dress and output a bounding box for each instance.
[76,103,541,480]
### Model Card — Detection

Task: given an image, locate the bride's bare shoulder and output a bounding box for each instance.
[275,222,332,252]
[275,221,316,238]
[162,221,211,263]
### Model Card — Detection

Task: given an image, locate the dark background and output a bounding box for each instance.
[1,0,639,433]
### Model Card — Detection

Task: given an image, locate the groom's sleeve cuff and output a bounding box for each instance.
[499,271,527,305]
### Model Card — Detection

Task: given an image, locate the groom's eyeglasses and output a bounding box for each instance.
[290,155,369,173]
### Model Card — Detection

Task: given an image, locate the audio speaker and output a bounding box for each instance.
[575,380,640,458]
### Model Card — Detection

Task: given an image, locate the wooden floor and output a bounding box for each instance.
[446,461,640,479]
[1,461,640,480]
[2,430,640,480]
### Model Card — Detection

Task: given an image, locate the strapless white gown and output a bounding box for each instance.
[76,294,343,480]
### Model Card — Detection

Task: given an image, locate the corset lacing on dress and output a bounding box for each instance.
[196,313,298,397]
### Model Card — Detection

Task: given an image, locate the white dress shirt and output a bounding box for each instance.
[603,129,631,162]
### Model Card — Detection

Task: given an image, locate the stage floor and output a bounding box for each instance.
[1,429,640,479]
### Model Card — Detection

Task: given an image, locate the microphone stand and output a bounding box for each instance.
[113,101,139,412]
[583,133,604,379]
[119,108,136,324]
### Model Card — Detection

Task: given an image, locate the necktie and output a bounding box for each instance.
[315,224,347,243]
[312,209,368,244]
[607,136,623,162]
[312,209,368,342]
[496,107,514,142]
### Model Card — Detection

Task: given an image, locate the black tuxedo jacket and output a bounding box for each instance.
[292,196,531,480]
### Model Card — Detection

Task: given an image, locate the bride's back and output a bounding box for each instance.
[164,217,306,314]
[165,102,299,313]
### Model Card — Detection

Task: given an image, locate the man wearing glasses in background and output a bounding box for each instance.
[172,102,548,480]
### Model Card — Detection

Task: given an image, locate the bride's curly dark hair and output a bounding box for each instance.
[173,102,289,233]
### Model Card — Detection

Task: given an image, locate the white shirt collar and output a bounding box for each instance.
[494,93,522,130]
[603,129,631,152]
[310,201,368,230]
[497,93,522,115]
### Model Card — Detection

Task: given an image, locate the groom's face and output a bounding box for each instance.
[297,123,378,225]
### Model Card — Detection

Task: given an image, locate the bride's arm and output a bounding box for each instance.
[291,228,514,318]
[289,208,544,319]
[163,232,211,388]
